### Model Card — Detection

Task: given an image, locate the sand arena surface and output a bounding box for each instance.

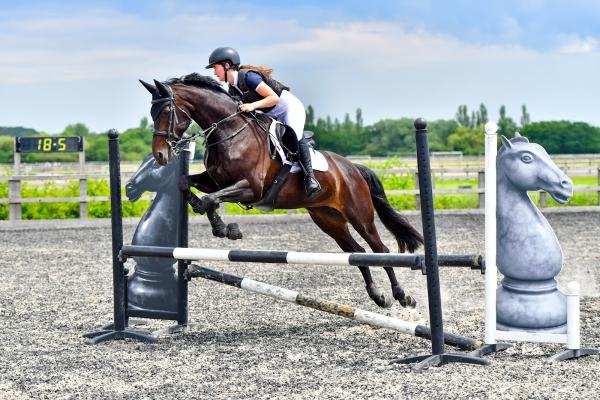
[0,212,599,399]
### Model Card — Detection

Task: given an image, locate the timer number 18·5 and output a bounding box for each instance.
[37,137,67,152]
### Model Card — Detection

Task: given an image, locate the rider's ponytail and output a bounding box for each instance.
[238,64,274,77]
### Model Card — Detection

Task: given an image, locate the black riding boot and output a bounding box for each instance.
[297,138,321,197]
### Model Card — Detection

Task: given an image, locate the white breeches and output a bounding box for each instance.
[265,90,306,141]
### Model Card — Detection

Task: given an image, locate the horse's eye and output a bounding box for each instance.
[521,153,533,163]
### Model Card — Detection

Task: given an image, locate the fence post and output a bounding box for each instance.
[79,149,87,218]
[8,179,22,221]
[9,144,22,221]
[597,168,600,207]
[478,170,485,209]
[414,172,420,210]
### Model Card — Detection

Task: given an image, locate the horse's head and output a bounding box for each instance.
[126,152,180,201]
[140,79,192,165]
[498,133,573,204]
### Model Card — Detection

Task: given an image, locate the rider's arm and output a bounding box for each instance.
[239,72,279,112]
[252,82,279,109]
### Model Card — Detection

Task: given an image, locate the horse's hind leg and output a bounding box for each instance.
[307,207,393,308]
[345,207,417,308]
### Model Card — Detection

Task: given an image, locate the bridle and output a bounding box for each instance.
[151,84,258,155]
[151,85,191,143]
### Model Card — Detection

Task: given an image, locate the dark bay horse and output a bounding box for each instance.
[140,73,423,308]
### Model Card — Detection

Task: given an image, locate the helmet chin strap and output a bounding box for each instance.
[222,63,230,84]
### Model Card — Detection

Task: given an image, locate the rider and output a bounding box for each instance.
[206,46,321,197]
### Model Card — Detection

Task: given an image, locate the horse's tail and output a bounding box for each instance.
[354,163,424,253]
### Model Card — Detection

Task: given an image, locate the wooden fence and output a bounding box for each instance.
[2,167,599,221]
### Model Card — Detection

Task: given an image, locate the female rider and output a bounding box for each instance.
[206,46,321,197]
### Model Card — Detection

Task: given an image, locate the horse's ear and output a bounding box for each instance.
[514,131,529,143]
[153,79,171,98]
[500,135,513,150]
[139,79,157,95]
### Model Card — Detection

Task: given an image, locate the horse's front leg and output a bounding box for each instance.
[178,173,231,238]
[178,172,218,215]
[195,179,255,240]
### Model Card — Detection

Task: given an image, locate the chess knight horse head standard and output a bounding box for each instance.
[496,133,573,332]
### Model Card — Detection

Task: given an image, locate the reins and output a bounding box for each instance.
[153,84,269,156]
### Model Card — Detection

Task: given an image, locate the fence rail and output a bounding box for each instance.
[2,168,599,221]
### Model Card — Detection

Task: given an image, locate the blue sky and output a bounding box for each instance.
[1,0,599,133]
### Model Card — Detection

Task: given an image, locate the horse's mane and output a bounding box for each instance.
[164,73,230,97]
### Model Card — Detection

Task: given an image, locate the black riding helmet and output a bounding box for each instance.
[205,47,240,69]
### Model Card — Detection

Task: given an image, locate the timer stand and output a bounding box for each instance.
[9,136,85,221]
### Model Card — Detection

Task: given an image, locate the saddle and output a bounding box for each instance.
[254,113,315,161]
[251,114,316,211]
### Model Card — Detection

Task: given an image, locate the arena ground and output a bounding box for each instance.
[0,212,599,399]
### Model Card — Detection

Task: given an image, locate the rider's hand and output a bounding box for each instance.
[239,103,256,113]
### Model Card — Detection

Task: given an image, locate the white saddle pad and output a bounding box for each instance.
[269,121,329,172]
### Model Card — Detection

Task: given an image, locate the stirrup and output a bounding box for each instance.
[304,176,321,196]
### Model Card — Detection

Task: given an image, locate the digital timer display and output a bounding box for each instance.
[15,137,83,153]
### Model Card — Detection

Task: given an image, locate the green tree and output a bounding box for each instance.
[139,116,150,130]
[0,126,38,137]
[476,104,488,126]
[364,118,415,156]
[498,105,517,137]
[447,125,485,155]
[456,105,471,127]
[118,127,153,160]
[306,105,315,126]
[519,121,600,154]
[342,113,353,135]
[85,134,108,161]
[0,137,13,163]
[355,108,363,131]
[62,123,91,137]
[520,105,531,127]
[428,119,459,151]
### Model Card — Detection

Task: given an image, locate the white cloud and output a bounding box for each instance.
[255,21,537,75]
[1,7,599,132]
[558,36,599,54]
[0,9,587,84]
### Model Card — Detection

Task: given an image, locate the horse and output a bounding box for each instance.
[139,73,423,309]
[496,133,573,331]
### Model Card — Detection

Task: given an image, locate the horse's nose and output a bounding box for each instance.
[156,151,165,164]
[561,179,570,188]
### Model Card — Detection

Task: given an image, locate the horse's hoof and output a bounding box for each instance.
[392,286,416,308]
[192,206,206,215]
[226,223,243,240]
[190,198,207,215]
[399,296,417,308]
[212,223,227,238]
[407,296,417,308]
[366,285,393,308]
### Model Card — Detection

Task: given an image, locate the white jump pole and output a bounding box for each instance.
[566,281,581,351]
[469,122,512,357]
[483,121,498,346]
